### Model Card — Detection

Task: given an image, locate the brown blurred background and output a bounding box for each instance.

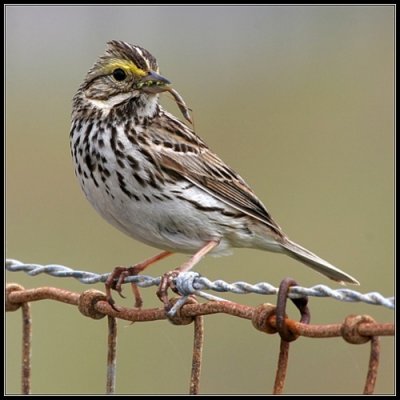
[6,5,394,394]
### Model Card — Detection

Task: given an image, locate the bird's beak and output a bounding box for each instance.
[137,70,171,93]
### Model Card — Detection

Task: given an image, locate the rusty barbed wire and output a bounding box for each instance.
[6,284,394,335]
[273,278,311,394]
[190,312,204,395]
[6,284,32,395]
[6,259,395,309]
[6,281,394,395]
[106,316,117,395]
[364,336,380,395]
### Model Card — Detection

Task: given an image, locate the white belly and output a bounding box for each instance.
[70,122,244,255]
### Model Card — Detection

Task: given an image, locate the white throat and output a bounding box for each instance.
[88,92,135,116]
[88,91,158,118]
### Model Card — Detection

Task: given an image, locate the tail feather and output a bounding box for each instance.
[281,239,359,285]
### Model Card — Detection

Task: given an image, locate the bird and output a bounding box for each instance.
[70,40,359,307]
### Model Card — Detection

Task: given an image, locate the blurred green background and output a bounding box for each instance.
[5,5,394,395]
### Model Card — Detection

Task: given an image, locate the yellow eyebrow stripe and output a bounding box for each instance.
[104,60,147,77]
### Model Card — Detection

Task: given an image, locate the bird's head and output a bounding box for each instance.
[79,40,170,109]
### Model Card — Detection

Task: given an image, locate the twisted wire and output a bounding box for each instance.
[6,259,394,309]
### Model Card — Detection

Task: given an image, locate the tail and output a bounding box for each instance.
[280,239,359,285]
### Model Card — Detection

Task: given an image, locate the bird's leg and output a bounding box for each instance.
[157,240,220,309]
[106,250,172,309]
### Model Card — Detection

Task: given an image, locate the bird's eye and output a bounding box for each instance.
[112,68,127,81]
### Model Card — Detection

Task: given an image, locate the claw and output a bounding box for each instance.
[157,270,180,309]
[115,270,130,297]
[131,284,143,308]
[156,241,220,310]
[105,266,141,309]
[104,251,173,309]
[105,289,121,312]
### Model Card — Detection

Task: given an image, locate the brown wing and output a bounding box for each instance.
[150,111,282,234]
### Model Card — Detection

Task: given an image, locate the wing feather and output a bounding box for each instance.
[150,114,282,234]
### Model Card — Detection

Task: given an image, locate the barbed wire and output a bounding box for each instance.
[6,259,394,395]
[6,259,395,309]
[6,281,394,395]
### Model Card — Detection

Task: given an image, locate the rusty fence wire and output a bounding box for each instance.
[5,259,395,395]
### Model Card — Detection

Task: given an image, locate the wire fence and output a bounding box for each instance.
[5,259,395,310]
[5,259,395,395]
